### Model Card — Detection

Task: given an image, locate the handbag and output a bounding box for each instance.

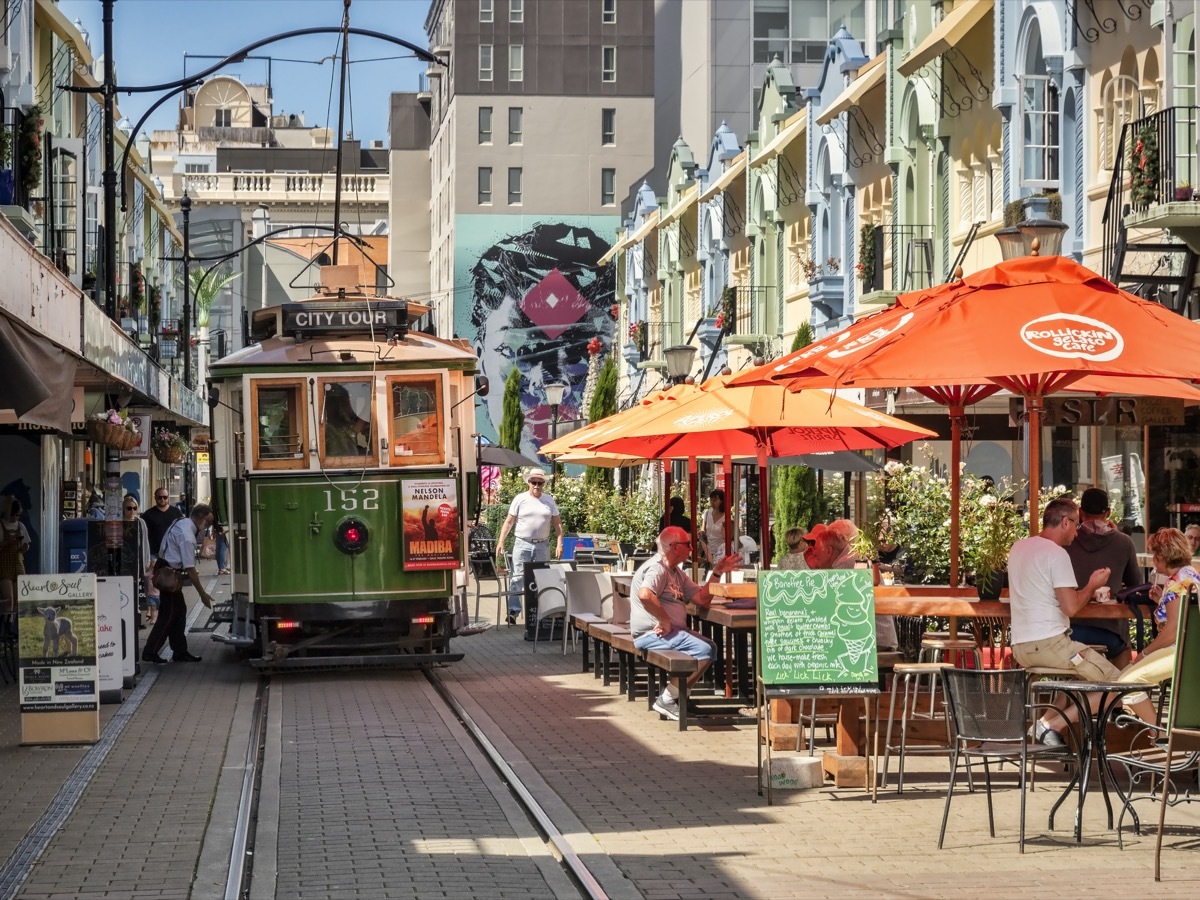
[200,535,217,560]
[152,561,182,593]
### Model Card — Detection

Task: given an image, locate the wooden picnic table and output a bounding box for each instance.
[709,581,1145,787]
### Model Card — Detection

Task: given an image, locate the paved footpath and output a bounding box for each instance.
[0,568,1197,899]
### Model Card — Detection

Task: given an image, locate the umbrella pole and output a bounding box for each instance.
[723,455,734,565]
[689,457,699,581]
[1028,396,1043,535]
[664,464,672,533]
[949,406,964,589]
[758,447,770,570]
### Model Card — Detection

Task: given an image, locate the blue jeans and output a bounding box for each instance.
[509,537,549,616]
[1069,623,1127,661]
[216,533,229,571]
[633,628,717,661]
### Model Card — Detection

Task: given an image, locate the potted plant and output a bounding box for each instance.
[151,427,190,464]
[962,490,1026,600]
[86,409,139,451]
[800,253,818,281]
[857,223,876,289]
[0,115,13,205]
[1129,123,1159,209]
[17,105,43,203]
[1176,181,1194,201]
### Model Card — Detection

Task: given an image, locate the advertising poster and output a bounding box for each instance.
[400,478,460,571]
[17,573,100,744]
[96,577,135,702]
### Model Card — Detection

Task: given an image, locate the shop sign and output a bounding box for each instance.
[1009,396,1185,427]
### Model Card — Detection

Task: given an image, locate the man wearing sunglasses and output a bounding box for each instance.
[631,526,741,721]
[496,468,565,626]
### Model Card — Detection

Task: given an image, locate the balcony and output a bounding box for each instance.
[1116,107,1200,254]
[858,223,935,313]
[170,171,390,205]
[196,126,274,144]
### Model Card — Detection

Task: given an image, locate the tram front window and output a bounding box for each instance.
[257,384,304,461]
[321,380,374,462]
[388,375,443,464]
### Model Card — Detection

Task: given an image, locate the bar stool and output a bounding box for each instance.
[879,661,958,795]
[918,634,983,670]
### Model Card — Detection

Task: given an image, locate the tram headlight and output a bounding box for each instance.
[334,517,370,555]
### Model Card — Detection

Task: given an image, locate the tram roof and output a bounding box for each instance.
[211,330,478,374]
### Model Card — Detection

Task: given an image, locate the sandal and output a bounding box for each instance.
[218,569,230,575]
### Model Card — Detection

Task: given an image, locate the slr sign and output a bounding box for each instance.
[1009,396,1185,427]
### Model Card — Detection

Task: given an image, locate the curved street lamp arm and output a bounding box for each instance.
[115,27,444,209]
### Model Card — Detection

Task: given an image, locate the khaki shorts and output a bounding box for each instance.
[1012,631,1122,682]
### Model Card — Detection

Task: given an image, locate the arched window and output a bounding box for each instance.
[1101,75,1143,170]
[1019,30,1060,188]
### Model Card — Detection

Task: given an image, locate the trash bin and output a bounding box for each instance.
[60,518,89,573]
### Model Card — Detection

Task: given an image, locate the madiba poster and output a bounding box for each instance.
[400,478,459,571]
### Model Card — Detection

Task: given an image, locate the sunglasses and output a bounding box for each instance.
[155,494,168,500]
[529,481,545,486]
[125,505,137,511]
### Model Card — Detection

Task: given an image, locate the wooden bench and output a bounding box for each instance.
[570,613,606,673]
[610,631,646,701]
[643,648,701,731]
[586,622,629,686]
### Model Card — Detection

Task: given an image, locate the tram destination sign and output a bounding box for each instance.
[281,301,408,338]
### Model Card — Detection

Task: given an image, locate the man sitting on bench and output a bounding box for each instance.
[631,526,740,721]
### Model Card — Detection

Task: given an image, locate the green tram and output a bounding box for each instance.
[208,266,482,669]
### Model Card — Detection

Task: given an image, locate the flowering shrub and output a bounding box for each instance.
[800,254,818,281]
[628,319,646,351]
[961,488,1027,592]
[150,428,189,455]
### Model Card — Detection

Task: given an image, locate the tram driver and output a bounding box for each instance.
[324,382,372,457]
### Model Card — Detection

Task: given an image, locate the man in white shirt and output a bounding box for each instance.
[1008,497,1118,745]
[143,503,216,664]
[495,468,564,625]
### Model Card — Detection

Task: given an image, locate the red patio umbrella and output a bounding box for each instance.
[735,253,1200,584]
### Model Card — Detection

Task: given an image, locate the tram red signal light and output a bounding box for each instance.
[411,615,435,626]
[334,517,370,554]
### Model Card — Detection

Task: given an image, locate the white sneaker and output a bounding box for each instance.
[653,694,680,721]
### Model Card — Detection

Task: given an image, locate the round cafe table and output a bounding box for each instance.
[1036,680,1147,843]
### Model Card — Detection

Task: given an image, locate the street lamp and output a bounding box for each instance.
[545,381,567,489]
[663,344,698,385]
[995,198,1069,261]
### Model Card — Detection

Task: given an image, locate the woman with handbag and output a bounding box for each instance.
[143,503,216,665]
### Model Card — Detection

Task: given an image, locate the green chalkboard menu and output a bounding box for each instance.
[757,569,879,696]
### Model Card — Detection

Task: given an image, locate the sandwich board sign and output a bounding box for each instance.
[757,569,879,696]
[17,573,100,745]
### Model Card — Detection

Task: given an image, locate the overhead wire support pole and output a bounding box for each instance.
[101,0,117,320]
[332,0,352,266]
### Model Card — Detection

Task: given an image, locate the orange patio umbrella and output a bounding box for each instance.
[586,375,937,565]
[736,253,1200,584]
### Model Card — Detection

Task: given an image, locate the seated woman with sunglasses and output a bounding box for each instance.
[629,526,741,721]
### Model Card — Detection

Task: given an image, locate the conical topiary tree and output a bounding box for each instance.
[499,367,524,451]
[585,354,618,488]
[772,320,826,559]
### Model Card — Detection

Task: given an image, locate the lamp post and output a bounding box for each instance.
[545,381,567,490]
[181,191,192,388]
[664,344,698,385]
[995,199,1068,260]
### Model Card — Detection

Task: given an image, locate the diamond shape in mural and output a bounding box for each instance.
[520,268,589,340]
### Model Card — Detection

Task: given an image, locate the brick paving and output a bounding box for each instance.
[0,572,1197,898]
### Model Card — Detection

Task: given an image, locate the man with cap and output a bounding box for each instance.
[495,468,565,625]
[1064,487,1141,668]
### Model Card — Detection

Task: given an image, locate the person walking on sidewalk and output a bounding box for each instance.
[143,503,215,664]
[631,526,740,721]
[142,489,184,620]
[495,468,564,625]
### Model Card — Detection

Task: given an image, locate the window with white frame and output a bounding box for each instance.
[214,108,232,127]
[480,0,493,23]
[601,168,616,205]
[1019,74,1060,188]
[602,46,616,82]
[479,45,493,81]
[508,167,522,204]
[509,44,524,82]
[1100,75,1144,170]
[508,107,523,144]
[478,106,493,143]
[602,108,616,144]
[602,0,616,24]
[478,167,492,204]
[510,0,524,23]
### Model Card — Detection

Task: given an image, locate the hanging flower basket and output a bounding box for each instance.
[151,428,190,464]
[87,409,138,449]
[154,445,187,464]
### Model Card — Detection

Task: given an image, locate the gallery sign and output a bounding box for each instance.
[18,573,100,745]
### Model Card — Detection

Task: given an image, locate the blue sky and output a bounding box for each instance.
[59,0,433,145]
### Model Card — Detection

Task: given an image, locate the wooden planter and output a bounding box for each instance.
[154,445,188,464]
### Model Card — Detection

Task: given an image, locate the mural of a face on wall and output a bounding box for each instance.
[469,222,615,460]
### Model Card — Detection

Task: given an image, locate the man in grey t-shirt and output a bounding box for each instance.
[631,525,739,720]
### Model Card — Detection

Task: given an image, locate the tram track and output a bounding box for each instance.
[224,666,619,900]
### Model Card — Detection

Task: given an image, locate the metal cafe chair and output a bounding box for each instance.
[938,667,1082,853]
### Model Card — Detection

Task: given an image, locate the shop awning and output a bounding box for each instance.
[817,53,886,125]
[897,0,993,77]
[750,111,807,165]
[698,152,747,202]
[625,210,661,247]
[0,315,77,432]
[660,185,699,227]
[598,232,628,265]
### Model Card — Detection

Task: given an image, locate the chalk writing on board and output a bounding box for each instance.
[758,569,878,695]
